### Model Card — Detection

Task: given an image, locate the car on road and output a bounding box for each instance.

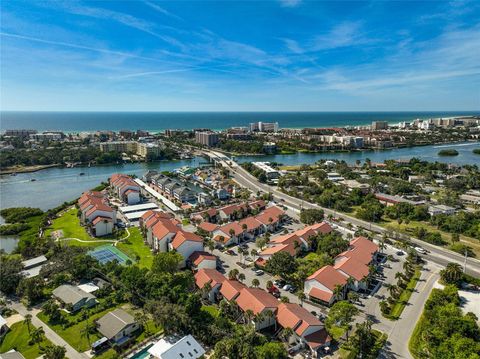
[415,246,427,254]
[255,270,264,276]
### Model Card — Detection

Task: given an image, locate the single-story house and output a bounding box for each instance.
[52,284,97,312]
[96,309,139,346]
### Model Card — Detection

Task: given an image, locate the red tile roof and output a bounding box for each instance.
[277,303,323,336]
[152,219,179,240]
[260,243,296,257]
[213,234,230,244]
[235,287,279,315]
[198,222,219,233]
[304,329,331,350]
[307,265,348,291]
[194,268,225,289]
[308,287,334,303]
[218,222,244,236]
[85,203,114,217]
[238,217,263,231]
[255,206,284,225]
[171,230,203,249]
[334,257,369,281]
[189,251,217,266]
[92,216,113,225]
[220,280,246,301]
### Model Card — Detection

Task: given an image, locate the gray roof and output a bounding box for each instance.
[96,309,136,339]
[165,181,181,190]
[173,186,193,196]
[52,285,95,305]
[0,351,26,359]
[22,255,47,269]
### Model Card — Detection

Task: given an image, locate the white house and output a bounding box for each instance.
[92,216,114,237]
[304,265,348,306]
[169,231,204,268]
[428,204,456,216]
[188,251,217,271]
[148,335,205,359]
[194,268,226,302]
[96,309,139,346]
[235,288,279,330]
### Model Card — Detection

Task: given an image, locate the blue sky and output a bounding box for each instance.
[1,0,479,111]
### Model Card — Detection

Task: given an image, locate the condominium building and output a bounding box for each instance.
[371,121,388,130]
[249,121,279,132]
[4,129,37,138]
[99,141,137,153]
[195,131,219,147]
[137,142,162,157]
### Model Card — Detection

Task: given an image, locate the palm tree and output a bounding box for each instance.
[333,284,344,301]
[297,292,306,306]
[440,262,463,284]
[201,282,212,299]
[238,273,246,282]
[266,280,273,290]
[244,309,255,325]
[251,278,260,288]
[279,327,294,343]
[250,249,258,261]
[80,320,95,343]
[263,309,275,328]
[30,327,45,345]
[24,314,32,333]
[228,269,239,280]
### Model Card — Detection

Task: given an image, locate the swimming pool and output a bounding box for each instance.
[130,343,153,359]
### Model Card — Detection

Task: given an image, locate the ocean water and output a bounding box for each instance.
[1,111,478,132]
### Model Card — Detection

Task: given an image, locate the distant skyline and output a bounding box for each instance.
[1,1,480,111]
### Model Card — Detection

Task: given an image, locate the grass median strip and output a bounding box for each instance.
[385,267,421,320]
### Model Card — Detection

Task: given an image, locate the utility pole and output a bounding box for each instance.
[464,248,468,273]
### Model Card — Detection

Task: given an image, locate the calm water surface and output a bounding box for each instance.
[0,142,479,211]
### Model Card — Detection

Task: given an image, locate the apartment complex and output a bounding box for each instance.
[195,131,219,147]
[249,121,279,132]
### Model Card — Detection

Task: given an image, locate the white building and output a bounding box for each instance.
[428,204,456,216]
[148,335,205,359]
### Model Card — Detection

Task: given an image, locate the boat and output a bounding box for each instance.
[10,172,16,176]
[30,178,36,182]
[79,172,85,176]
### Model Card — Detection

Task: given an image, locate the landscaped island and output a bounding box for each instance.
[473,148,480,155]
[437,149,459,156]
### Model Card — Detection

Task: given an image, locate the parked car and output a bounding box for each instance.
[288,285,297,293]
[267,285,280,296]
[255,270,264,276]
[245,256,253,262]
[396,250,405,256]
[226,249,236,255]
[282,284,292,291]
[274,279,286,287]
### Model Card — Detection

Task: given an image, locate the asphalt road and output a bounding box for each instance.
[7,300,88,359]
[219,157,480,278]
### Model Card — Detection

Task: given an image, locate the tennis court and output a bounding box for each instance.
[89,245,133,265]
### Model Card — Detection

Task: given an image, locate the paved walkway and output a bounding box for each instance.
[8,300,88,359]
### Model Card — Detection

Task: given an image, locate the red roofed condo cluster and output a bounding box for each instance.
[78,190,116,237]
[256,222,333,267]
[193,268,331,356]
[141,210,204,268]
[304,236,379,306]
[195,204,286,247]
[110,174,141,205]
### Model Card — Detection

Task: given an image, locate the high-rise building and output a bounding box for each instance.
[371,121,389,130]
[195,131,219,147]
[99,141,137,153]
[137,142,162,157]
[249,122,279,132]
[5,129,37,138]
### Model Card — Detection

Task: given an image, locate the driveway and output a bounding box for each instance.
[7,300,88,359]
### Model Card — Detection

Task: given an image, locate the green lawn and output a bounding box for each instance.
[201,305,219,318]
[382,219,480,257]
[0,321,54,359]
[117,228,154,268]
[45,207,125,247]
[38,307,115,352]
[386,267,422,320]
